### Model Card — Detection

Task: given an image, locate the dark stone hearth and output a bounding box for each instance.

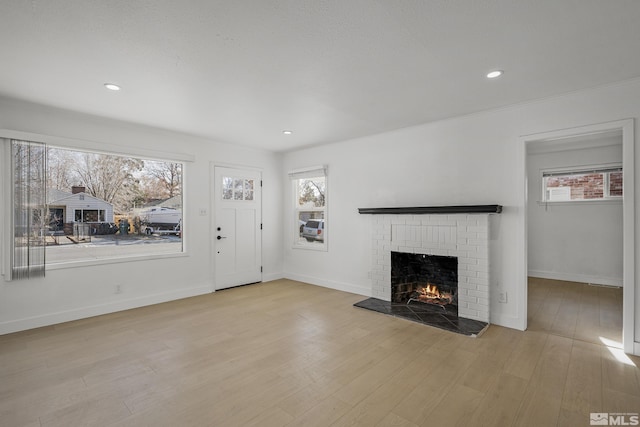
[353,298,488,337]
[358,205,502,215]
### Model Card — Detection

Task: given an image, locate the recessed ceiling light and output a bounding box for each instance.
[486,70,503,79]
[104,83,121,91]
[283,130,293,135]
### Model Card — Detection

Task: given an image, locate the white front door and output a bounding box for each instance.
[214,166,262,290]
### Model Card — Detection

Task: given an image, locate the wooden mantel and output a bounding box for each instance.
[357,205,502,215]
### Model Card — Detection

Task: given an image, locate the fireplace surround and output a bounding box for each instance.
[355,205,500,335]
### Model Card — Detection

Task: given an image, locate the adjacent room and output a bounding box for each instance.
[1,1,640,426]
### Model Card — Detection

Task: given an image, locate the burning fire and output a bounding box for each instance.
[418,283,453,305]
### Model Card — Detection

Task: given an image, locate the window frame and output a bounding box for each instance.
[540,163,623,203]
[1,129,194,276]
[290,166,328,251]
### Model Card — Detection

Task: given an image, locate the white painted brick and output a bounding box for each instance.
[440,243,457,251]
[426,226,434,242]
[475,271,489,280]
[422,241,439,250]
[475,285,489,294]
[466,263,488,273]
[458,294,477,303]
[467,304,485,314]
[429,249,449,256]
[406,240,422,248]
[456,244,476,252]
[399,246,416,253]
[475,247,489,256]
[477,297,489,306]
[456,220,475,227]
[468,251,488,260]
[467,226,485,233]
[421,216,434,225]
[405,220,421,226]
[458,231,478,239]
[469,277,489,286]
[391,217,406,225]
[411,226,422,242]
[468,238,487,246]
[461,308,479,318]
[467,289,486,298]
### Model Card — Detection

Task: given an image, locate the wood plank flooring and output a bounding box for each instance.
[1,278,638,426]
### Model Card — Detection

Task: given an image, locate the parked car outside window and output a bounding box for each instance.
[302,219,324,242]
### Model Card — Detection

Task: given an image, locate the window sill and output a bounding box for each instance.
[536,199,623,206]
[292,243,327,252]
[46,251,188,271]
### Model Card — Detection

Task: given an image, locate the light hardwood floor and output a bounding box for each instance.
[1,278,638,426]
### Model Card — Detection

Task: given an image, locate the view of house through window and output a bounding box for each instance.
[291,167,326,249]
[543,166,622,201]
[43,146,184,264]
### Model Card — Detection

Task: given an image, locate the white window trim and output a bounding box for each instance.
[540,162,623,203]
[290,166,328,251]
[1,129,192,276]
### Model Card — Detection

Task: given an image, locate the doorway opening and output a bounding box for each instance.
[520,120,635,354]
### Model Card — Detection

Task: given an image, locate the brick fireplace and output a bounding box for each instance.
[356,205,500,333]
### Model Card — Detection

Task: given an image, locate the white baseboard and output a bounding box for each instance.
[528,269,623,287]
[490,312,526,331]
[262,272,285,283]
[284,272,371,297]
[0,284,212,335]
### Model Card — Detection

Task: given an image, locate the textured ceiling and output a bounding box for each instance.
[1,1,640,152]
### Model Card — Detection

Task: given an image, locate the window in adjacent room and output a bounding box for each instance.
[542,165,623,202]
[290,166,327,250]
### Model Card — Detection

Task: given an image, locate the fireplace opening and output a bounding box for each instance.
[391,252,458,312]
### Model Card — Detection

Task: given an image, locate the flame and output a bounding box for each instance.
[419,283,453,303]
[421,283,441,298]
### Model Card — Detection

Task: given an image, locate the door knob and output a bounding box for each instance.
[217,235,226,240]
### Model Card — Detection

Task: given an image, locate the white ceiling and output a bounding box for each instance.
[1,1,640,152]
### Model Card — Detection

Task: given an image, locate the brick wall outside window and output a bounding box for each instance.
[610,172,623,196]
[546,173,604,199]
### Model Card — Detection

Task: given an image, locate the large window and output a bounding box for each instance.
[7,138,185,274]
[542,165,623,202]
[290,166,327,250]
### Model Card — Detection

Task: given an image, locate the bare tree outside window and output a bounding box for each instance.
[41,147,184,264]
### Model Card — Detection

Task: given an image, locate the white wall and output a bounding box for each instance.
[0,97,284,334]
[282,77,640,340]
[527,143,623,286]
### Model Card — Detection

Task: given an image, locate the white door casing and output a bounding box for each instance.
[214,166,262,290]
